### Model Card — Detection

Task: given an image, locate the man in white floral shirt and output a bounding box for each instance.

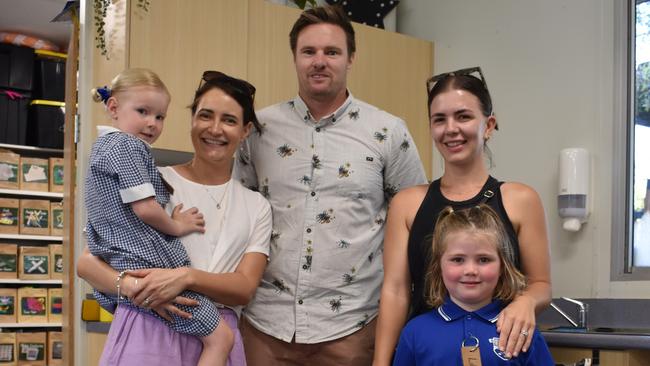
[235,5,427,366]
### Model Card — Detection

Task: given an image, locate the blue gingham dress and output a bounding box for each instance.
[85,130,220,337]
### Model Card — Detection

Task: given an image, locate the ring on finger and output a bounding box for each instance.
[520,329,529,337]
[143,297,151,306]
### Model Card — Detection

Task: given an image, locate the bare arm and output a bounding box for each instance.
[373,186,426,366]
[77,246,126,295]
[129,252,268,308]
[131,197,204,237]
[76,247,196,320]
[497,183,552,358]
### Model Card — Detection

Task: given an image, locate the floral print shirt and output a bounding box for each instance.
[234,93,427,343]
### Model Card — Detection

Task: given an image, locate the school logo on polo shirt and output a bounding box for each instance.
[489,337,509,361]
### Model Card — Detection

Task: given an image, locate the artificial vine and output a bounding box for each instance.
[94,0,150,59]
[291,0,317,9]
[93,0,110,57]
[136,0,150,12]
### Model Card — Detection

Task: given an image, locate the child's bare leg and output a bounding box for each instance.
[197,320,234,366]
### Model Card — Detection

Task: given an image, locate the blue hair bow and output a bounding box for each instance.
[97,86,111,104]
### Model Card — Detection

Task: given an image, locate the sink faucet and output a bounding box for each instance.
[549,297,588,328]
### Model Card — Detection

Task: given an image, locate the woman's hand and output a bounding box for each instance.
[496,294,536,359]
[127,267,193,308]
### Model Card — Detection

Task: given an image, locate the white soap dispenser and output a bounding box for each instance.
[558,148,590,231]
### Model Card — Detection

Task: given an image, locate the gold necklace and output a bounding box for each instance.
[204,181,230,209]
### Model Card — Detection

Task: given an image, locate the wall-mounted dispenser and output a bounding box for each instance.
[558,148,590,231]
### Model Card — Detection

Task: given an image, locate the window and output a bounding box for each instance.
[633,1,650,269]
[613,0,650,279]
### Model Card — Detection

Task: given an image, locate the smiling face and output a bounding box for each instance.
[429,89,496,167]
[191,87,252,166]
[294,23,353,105]
[108,85,170,144]
[441,230,501,311]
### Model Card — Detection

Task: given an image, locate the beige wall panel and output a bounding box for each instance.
[129,0,249,152]
[247,0,432,178]
[247,0,300,109]
[350,26,433,178]
[85,332,107,366]
[90,0,129,139]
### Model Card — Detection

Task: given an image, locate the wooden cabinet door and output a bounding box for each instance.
[129,0,249,152]
[246,0,433,177]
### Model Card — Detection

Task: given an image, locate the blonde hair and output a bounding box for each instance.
[91,68,170,104]
[425,204,526,308]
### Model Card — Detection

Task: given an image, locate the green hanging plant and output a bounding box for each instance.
[291,0,317,9]
[93,0,110,58]
[136,0,150,12]
[94,0,150,59]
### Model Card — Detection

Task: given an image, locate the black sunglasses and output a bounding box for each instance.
[426,66,488,94]
[199,71,256,100]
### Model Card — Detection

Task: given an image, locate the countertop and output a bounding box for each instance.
[540,326,650,350]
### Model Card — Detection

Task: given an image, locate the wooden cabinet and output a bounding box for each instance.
[91,0,433,177]
[128,0,249,153]
[550,347,650,366]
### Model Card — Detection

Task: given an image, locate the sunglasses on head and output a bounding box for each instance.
[199,71,256,100]
[426,66,488,94]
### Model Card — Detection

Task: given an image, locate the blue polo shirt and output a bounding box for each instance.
[393,298,554,365]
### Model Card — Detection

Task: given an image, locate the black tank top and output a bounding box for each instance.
[406,176,521,319]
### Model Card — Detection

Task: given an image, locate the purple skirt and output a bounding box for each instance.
[99,304,246,366]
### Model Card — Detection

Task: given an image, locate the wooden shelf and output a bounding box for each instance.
[0,234,62,241]
[0,143,63,155]
[0,279,62,285]
[0,322,62,329]
[0,188,63,199]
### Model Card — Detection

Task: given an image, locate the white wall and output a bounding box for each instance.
[397,0,650,298]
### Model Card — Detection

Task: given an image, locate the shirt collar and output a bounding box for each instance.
[96,125,152,148]
[437,297,502,324]
[97,125,120,137]
[290,91,354,127]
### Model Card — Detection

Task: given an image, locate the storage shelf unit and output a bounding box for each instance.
[0,143,66,356]
[0,234,63,241]
[0,322,62,328]
[0,143,63,155]
[0,188,63,199]
[0,279,62,285]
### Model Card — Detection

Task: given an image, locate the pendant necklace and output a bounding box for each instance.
[204,180,230,209]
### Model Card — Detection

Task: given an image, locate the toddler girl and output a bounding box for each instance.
[86,68,233,366]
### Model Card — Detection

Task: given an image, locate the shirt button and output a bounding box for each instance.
[302,264,308,269]
[310,191,316,197]
[298,299,304,305]
[306,228,312,233]
[315,127,321,132]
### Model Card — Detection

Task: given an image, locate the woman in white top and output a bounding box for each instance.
[77,71,270,366]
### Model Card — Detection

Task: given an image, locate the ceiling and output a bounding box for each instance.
[0,0,73,51]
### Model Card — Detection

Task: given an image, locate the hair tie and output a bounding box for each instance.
[97,86,111,104]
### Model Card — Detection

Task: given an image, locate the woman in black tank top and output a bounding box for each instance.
[374,68,551,365]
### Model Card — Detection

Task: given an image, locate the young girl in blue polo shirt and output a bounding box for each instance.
[86,68,233,366]
[393,205,554,365]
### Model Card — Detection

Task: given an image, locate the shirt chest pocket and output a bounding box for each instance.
[334,157,383,200]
